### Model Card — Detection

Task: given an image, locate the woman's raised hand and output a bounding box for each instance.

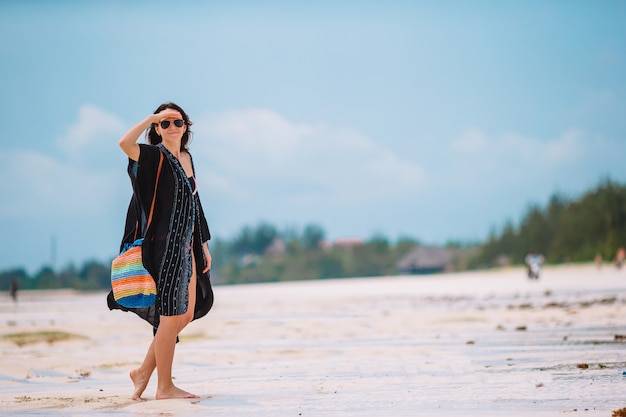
[155,108,182,123]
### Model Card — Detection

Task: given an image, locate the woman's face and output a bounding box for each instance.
[156,110,187,142]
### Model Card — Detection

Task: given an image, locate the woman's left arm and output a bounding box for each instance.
[202,242,212,273]
[189,153,212,273]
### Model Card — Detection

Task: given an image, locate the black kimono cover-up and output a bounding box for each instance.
[107,144,214,330]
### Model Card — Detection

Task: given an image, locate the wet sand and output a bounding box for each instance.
[0,264,625,416]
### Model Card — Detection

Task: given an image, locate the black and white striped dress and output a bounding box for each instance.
[156,144,196,316]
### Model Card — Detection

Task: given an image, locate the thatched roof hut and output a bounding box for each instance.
[396,246,457,274]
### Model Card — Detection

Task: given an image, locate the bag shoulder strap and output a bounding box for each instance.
[146,151,164,229]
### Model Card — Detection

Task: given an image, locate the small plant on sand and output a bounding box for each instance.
[0,331,87,347]
[613,408,626,417]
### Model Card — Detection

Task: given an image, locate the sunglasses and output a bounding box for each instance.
[159,119,185,129]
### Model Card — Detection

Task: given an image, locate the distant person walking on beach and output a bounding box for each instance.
[9,279,18,302]
[615,247,625,269]
[525,250,545,280]
[107,102,214,401]
[595,253,603,269]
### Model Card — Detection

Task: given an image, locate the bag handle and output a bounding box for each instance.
[131,151,164,242]
[146,151,164,230]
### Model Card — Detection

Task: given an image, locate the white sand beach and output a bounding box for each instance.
[0,264,625,416]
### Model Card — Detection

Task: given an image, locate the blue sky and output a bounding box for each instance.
[1,1,625,273]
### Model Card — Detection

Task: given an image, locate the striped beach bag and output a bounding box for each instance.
[111,152,163,308]
[111,239,156,308]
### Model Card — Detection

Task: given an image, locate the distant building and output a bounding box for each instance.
[396,246,457,274]
[333,237,364,248]
[319,240,334,251]
[264,237,287,258]
[494,254,511,267]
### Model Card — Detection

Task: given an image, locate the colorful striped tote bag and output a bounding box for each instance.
[111,238,156,308]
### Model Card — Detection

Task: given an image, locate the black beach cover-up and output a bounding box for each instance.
[107,144,214,331]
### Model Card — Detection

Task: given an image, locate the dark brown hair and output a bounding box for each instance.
[146,102,193,151]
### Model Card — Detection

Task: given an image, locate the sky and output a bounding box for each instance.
[0,1,625,273]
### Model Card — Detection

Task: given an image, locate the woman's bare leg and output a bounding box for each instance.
[130,254,199,400]
[130,338,156,400]
[155,254,198,400]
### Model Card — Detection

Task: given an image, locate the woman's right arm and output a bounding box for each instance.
[119,115,159,161]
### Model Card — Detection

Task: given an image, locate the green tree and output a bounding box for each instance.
[301,223,325,250]
[77,261,111,290]
[34,266,59,289]
[231,222,278,256]
[0,268,29,291]
[471,179,626,267]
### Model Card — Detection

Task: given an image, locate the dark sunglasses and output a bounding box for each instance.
[159,119,185,129]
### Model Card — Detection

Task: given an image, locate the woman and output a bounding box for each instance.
[107,102,214,400]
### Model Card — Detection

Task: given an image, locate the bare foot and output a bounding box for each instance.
[156,385,199,400]
[130,369,150,401]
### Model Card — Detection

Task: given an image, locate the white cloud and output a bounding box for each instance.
[191,109,426,205]
[55,104,126,161]
[202,109,309,160]
[536,129,584,164]
[450,128,488,153]
[0,149,124,218]
[438,127,591,196]
[0,105,129,219]
[451,128,585,169]
[498,129,583,164]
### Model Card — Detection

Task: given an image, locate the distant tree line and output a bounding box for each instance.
[212,223,420,284]
[1,179,624,291]
[470,179,626,267]
[0,223,421,290]
[0,262,111,294]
